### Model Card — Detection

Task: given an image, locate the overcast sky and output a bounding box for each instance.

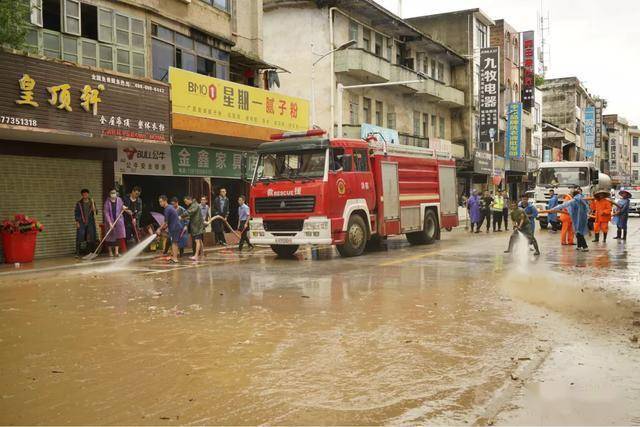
[374,0,640,125]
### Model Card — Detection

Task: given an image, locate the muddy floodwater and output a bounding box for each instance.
[1,219,639,425]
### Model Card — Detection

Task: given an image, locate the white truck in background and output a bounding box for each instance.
[532,161,612,229]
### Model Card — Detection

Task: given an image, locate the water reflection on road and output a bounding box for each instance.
[0,220,638,425]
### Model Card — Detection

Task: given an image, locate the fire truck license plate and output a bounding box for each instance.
[275,237,293,244]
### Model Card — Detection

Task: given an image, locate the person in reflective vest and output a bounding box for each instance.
[491,190,505,232]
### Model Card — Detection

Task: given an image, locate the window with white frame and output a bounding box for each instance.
[349,94,359,125]
[151,23,230,82]
[29,0,146,77]
[387,107,396,129]
[375,101,383,126]
[475,21,487,48]
[349,20,358,46]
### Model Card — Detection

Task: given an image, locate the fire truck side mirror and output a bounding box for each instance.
[342,155,353,172]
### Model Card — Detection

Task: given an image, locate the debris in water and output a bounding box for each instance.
[51,370,64,374]
[159,416,170,420]
[301,295,310,298]
[630,335,639,343]
[415,304,425,308]
[518,357,531,361]
[510,373,519,380]
[632,320,640,327]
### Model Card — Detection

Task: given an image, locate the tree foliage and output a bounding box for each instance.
[534,74,545,87]
[0,0,31,49]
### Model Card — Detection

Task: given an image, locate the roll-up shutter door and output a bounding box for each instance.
[0,154,103,260]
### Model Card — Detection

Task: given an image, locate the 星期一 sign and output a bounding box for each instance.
[169,67,309,132]
[171,145,257,179]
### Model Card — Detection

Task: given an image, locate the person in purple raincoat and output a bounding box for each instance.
[103,189,127,257]
[466,190,482,233]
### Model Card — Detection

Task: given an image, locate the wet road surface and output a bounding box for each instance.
[1,219,639,425]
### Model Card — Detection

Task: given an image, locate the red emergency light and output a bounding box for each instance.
[270,129,326,140]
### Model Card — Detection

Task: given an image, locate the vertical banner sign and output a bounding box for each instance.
[506,102,523,159]
[584,106,596,159]
[479,47,500,145]
[521,31,535,111]
[594,100,603,148]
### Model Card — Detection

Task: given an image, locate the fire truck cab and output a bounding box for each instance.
[249,130,458,257]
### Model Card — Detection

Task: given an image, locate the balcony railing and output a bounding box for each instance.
[334,49,391,83]
[336,50,464,108]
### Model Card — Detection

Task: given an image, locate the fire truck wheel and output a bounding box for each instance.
[337,215,367,257]
[270,244,299,257]
[407,209,438,245]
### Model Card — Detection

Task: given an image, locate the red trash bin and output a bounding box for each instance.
[1,231,38,263]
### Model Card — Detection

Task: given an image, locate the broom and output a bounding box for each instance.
[83,209,125,260]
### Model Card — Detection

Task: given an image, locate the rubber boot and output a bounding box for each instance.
[603,232,607,243]
[532,238,541,255]
[592,233,599,242]
[614,227,622,239]
[623,228,627,240]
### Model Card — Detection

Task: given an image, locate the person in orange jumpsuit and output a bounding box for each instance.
[589,190,615,243]
[559,194,574,245]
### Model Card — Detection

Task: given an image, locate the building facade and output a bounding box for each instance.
[262,1,466,178]
[1,0,308,259]
[604,114,631,186]
[628,126,639,185]
[539,77,596,161]
[407,9,495,193]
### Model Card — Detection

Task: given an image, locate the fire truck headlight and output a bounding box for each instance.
[303,219,329,230]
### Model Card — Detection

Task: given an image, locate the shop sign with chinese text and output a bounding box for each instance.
[506,102,523,159]
[521,31,535,111]
[0,50,170,143]
[584,106,596,159]
[169,67,309,132]
[594,100,603,148]
[117,142,173,176]
[171,145,257,179]
[479,47,500,144]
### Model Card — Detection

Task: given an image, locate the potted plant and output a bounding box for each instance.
[1,214,44,263]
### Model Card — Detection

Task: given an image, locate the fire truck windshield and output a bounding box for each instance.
[255,149,326,182]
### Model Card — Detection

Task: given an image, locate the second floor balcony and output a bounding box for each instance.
[335,49,465,108]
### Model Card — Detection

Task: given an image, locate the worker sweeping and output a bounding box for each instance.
[589,190,615,243]
[558,194,574,245]
[613,189,632,240]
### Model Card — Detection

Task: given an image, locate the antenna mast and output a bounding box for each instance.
[537,0,550,77]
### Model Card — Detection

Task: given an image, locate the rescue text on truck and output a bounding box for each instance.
[248,129,459,257]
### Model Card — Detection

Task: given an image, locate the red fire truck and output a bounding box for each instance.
[248,130,458,257]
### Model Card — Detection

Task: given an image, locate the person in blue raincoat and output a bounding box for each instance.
[466,190,482,233]
[546,189,560,232]
[171,197,190,257]
[547,189,590,251]
[518,195,539,232]
[613,189,631,240]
